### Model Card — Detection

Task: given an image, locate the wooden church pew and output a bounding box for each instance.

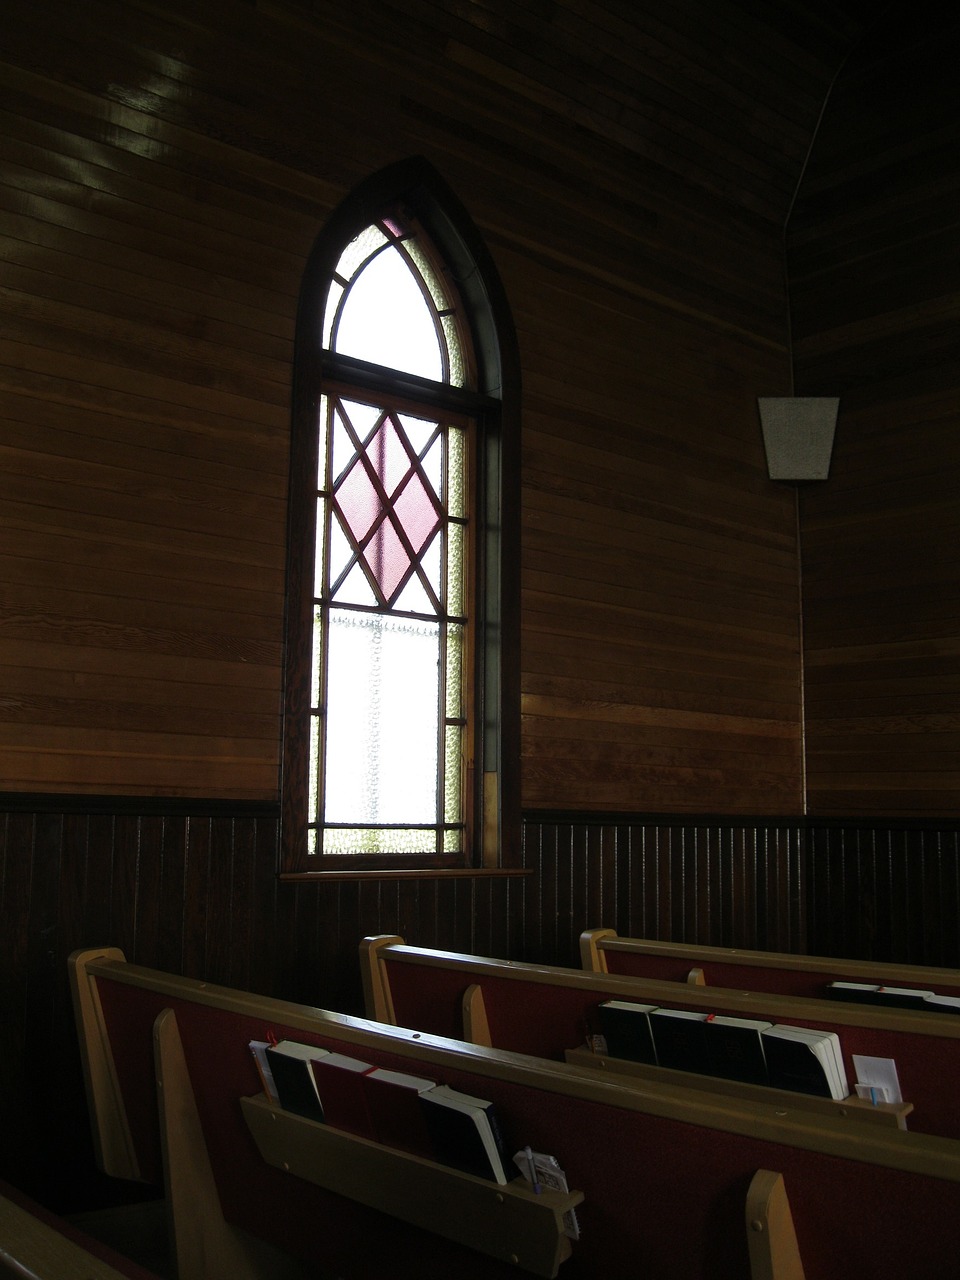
[580,927,960,1002]
[69,946,960,1280]
[361,935,960,1139]
[0,1181,162,1280]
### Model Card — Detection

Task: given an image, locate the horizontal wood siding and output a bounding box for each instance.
[790,10,960,815]
[0,0,846,815]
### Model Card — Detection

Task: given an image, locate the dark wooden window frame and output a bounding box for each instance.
[280,159,521,878]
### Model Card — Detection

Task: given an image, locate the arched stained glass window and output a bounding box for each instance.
[282,161,520,872]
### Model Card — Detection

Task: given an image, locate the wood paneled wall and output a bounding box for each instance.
[0,0,814,817]
[790,9,960,814]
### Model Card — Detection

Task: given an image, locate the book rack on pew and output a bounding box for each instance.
[240,1092,582,1277]
[562,1046,913,1130]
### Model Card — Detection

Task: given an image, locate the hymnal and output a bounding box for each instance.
[597,1000,658,1064]
[704,1014,772,1085]
[419,1084,510,1184]
[363,1067,438,1157]
[310,1052,377,1138]
[649,1008,711,1074]
[762,1025,848,1101]
[265,1040,329,1120]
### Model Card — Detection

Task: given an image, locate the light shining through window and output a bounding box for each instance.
[308,218,470,859]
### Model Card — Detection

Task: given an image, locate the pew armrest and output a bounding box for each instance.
[579,928,617,974]
[68,947,142,1182]
[359,935,405,1023]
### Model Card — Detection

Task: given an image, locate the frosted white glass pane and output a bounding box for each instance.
[317,396,331,487]
[441,314,465,387]
[397,413,437,458]
[322,827,436,856]
[334,562,378,607]
[421,433,442,496]
[335,225,388,284]
[309,715,320,824]
[447,428,465,518]
[313,498,327,598]
[326,516,353,591]
[335,247,442,381]
[394,570,435,616]
[332,401,380,483]
[446,521,464,616]
[311,607,323,708]
[444,723,461,822]
[342,399,382,443]
[322,281,344,349]
[420,531,441,596]
[404,237,447,309]
[445,623,462,718]
[324,612,440,825]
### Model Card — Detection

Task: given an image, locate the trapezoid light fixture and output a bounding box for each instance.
[758,396,839,481]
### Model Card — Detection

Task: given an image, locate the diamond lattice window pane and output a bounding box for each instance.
[393,571,436,616]
[364,519,410,602]
[337,458,382,545]
[334,562,378,607]
[393,474,440,555]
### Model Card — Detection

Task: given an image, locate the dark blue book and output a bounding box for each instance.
[419,1085,510,1184]
[649,1008,711,1074]
[597,1000,658,1064]
[704,1014,772,1085]
[761,1026,848,1101]
[265,1040,329,1121]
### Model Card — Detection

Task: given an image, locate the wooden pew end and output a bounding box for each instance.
[579,928,617,974]
[359,935,405,1023]
[746,1170,805,1280]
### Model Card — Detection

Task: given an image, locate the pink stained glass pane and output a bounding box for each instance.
[363,517,411,601]
[375,416,413,498]
[393,472,440,555]
[336,458,382,544]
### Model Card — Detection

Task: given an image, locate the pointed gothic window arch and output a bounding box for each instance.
[281,160,520,873]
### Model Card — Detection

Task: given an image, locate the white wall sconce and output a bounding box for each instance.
[758,397,839,481]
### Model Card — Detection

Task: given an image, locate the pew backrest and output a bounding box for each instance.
[581,927,960,1001]
[361,935,960,1139]
[71,947,960,1280]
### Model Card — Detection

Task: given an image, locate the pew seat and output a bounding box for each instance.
[0,1181,163,1280]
